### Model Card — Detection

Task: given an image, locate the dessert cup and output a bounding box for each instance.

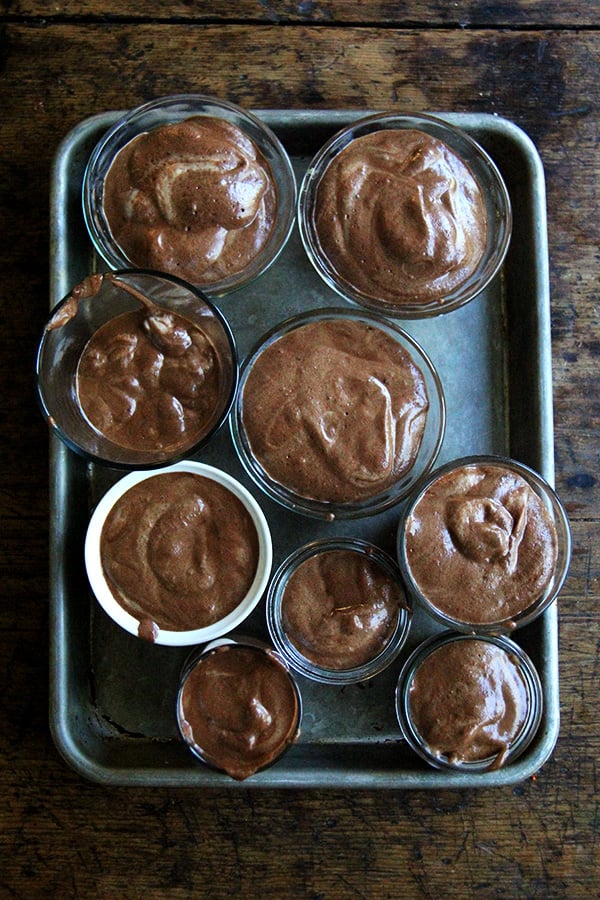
[36,269,238,468]
[84,460,272,646]
[298,111,512,318]
[83,94,296,295]
[231,307,446,520]
[266,537,412,684]
[176,635,302,779]
[395,631,543,772]
[397,455,571,633]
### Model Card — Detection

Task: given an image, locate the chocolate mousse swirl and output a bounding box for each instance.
[102,116,277,284]
[76,305,221,454]
[281,549,403,669]
[241,318,429,504]
[100,472,259,633]
[409,639,529,766]
[314,129,488,305]
[405,464,558,624]
[179,644,300,781]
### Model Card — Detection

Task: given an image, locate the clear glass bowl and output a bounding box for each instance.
[84,461,272,646]
[395,631,543,772]
[266,537,412,684]
[176,635,302,779]
[298,111,512,318]
[397,455,572,633]
[82,94,297,296]
[36,269,238,468]
[231,307,446,520]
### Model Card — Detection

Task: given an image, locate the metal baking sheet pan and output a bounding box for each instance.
[48,109,558,788]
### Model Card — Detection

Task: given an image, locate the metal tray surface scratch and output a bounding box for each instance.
[48,110,558,788]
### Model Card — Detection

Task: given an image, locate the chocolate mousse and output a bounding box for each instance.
[100,471,260,636]
[407,638,529,766]
[280,548,405,670]
[240,317,429,504]
[178,643,301,780]
[75,275,224,454]
[102,116,277,284]
[313,129,487,306]
[403,462,558,625]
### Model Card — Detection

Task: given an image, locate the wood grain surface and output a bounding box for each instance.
[1,5,598,898]
[2,1,599,26]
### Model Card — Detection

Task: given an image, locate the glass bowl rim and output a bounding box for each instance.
[395,629,544,772]
[297,109,513,319]
[266,536,412,684]
[396,453,572,633]
[231,305,447,520]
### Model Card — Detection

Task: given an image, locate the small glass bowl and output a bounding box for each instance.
[36,269,238,468]
[267,538,412,684]
[176,635,302,780]
[82,94,297,296]
[298,112,512,318]
[397,455,572,633]
[231,307,446,520]
[84,461,272,646]
[395,631,543,772]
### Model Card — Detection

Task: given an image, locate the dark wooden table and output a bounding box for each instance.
[2,3,598,896]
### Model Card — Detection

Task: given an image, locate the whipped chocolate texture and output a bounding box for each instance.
[241,318,429,505]
[404,463,558,625]
[102,116,277,284]
[75,278,223,454]
[281,548,404,670]
[100,472,259,636]
[178,644,300,780]
[314,129,488,305]
[408,639,529,766]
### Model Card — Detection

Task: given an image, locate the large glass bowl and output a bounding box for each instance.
[231,307,446,520]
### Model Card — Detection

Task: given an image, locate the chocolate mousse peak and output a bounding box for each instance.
[313,128,488,306]
[101,116,278,285]
[240,317,430,505]
[407,638,530,767]
[404,463,559,625]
